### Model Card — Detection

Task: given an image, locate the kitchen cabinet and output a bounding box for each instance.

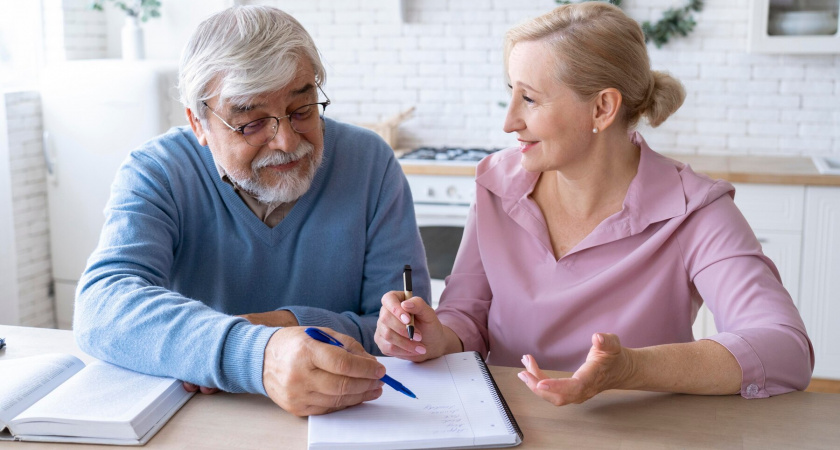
[748,0,840,53]
[799,187,840,379]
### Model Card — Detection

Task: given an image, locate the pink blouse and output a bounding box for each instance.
[436,133,814,399]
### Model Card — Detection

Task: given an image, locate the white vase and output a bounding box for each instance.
[121,16,145,60]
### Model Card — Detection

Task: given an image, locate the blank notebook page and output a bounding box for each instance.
[308,352,518,450]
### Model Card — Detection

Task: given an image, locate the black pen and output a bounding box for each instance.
[403,265,415,340]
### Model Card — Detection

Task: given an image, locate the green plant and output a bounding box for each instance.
[556,0,705,48]
[90,0,162,22]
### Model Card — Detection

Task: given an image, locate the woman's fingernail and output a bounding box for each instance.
[517,372,528,382]
[521,355,529,365]
[404,302,415,310]
[538,383,550,390]
[415,346,426,354]
[597,334,605,344]
[400,314,409,324]
[413,332,422,342]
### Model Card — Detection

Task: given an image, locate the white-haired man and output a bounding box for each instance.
[74,5,430,416]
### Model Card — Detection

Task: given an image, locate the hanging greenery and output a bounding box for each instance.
[90,0,162,22]
[556,0,705,48]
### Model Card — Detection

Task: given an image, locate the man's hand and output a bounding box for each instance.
[238,310,299,327]
[263,327,385,416]
[182,382,220,394]
[517,333,634,406]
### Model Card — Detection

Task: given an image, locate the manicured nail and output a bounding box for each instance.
[517,372,528,382]
[413,332,422,342]
[404,302,415,310]
[538,383,550,390]
[415,346,426,354]
[597,334,605,344]
[521,355,529,365]
[400,314,409,324]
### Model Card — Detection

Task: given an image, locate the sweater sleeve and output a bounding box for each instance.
[679,192,814,398]
[73,149,276,396]
[436,201,493,358]
[283,146,431,355]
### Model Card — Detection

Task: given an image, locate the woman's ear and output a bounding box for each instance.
[592,88,623,132]
[186,107,209,146]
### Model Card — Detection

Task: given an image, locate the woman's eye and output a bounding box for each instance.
[522,95,534,104]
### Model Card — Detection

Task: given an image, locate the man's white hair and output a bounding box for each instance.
[178,5,326,121]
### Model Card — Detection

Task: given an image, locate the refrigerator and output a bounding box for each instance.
[41,60,185,329]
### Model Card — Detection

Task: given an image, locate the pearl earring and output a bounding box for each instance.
[592,127,599,134]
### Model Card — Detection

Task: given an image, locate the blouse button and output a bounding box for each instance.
[746,384,759,397]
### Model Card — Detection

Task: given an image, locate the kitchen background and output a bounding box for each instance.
[1,0,838,336]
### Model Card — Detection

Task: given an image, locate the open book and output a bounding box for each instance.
[308,351,523,449]
[0,354,194,445]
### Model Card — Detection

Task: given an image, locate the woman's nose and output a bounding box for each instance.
[502,103,523,134]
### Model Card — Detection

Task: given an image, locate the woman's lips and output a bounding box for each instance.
[519,140,537,153]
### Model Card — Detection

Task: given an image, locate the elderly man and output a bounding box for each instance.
[74,5,430,416]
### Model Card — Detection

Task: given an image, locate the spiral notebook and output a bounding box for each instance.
[308,351,523,449]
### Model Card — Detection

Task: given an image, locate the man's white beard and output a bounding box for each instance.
[227,140,323,205]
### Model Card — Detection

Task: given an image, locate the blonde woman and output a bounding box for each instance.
[375,2,813,405]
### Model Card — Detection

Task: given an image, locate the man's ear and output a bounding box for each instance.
[186,107,209,146]
[591,88,623,132]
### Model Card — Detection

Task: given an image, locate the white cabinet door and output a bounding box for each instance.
[800,187,840,379]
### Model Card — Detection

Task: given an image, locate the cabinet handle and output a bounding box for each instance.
[757,237,768,243]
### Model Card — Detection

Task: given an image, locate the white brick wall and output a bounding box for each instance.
[238,0,840,155]
[3,91,55,328]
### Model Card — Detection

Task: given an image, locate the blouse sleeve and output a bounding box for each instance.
[435,202,493,357]
[678,191,814,398]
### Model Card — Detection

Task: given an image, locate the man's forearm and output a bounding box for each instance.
[620,339,742,395]
[239,310,300,327]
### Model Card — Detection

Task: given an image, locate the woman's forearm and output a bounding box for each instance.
[620,339,742,395]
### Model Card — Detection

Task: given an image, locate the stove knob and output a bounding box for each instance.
[446,186,458,198]
[427,187,435,198]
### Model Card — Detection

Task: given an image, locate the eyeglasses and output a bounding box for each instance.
[203,85,330,147]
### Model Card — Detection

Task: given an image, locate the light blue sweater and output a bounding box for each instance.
[74,119,430,395]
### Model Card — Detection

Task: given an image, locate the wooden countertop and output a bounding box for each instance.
[398,152,840,186]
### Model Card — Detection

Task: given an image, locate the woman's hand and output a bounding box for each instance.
[517,333,634,406]
[374,290,462,362]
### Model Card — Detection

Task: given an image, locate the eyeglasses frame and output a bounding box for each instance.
[202,84,330,147]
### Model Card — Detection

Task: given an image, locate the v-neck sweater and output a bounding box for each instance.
[436,132,813,399]
[74,119,431,395]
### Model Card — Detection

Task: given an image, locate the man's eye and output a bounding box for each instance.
[292,105,314,121]
[241,118,271,136]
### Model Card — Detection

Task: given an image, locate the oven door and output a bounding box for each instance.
[414,203,471,309]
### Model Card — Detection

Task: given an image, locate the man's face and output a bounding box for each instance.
[189,64,325,205]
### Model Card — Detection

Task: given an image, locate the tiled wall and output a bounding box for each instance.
[249,0,839,155]
[3,92,55,328]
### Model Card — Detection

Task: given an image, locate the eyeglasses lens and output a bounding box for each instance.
[242,103,325,147]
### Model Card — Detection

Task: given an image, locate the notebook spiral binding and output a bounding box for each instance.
[473,352,524,441]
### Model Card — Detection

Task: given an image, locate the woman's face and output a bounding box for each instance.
[503,40,596,174]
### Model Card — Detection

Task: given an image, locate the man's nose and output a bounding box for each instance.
[267,118,300,152]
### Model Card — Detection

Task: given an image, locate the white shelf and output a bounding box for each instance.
[748,0,840,54]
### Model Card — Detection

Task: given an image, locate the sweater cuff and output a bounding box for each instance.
[705,332,768,399]
[283,305,343,330]
[221,321,279,396]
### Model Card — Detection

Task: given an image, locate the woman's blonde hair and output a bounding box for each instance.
[504,2,685,128]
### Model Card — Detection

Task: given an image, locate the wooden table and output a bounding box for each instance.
[2,325,839,449]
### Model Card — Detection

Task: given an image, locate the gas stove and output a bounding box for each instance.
[398,146,502,165]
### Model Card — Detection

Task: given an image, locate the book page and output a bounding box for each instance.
[308,352,517,450]
[0,354,84,432]
[10,360,187,440]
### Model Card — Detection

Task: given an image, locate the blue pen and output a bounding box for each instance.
[304,327,417,399]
